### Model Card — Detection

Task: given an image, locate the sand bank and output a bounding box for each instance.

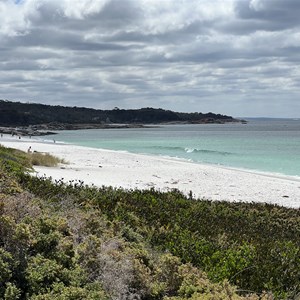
[1,135,299,208]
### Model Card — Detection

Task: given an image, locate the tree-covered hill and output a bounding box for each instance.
[0,100,240,126]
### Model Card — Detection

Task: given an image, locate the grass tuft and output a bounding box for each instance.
[27,152,66,167]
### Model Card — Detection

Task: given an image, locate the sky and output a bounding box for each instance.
[1,0,300,117]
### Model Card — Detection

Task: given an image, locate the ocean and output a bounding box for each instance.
[52,118,300,178]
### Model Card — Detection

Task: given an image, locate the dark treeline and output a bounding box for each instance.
[0,100,240,126]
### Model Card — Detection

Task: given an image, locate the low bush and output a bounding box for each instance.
[0,145,299,299]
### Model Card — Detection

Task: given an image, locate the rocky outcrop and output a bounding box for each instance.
[0,123,152,137]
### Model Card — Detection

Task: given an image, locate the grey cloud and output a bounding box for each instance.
[31,0,139,33]
[94,0,141,26]
[234,0,300,31]
[0,60,43,71]
[9,27,132,52]
[104,19,211,46]
[0,0,299,117]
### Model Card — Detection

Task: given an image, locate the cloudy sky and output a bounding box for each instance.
[1,0,300,117]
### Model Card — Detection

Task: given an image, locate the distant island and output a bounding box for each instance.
[0,99,245,136]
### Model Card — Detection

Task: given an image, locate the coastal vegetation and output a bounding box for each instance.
[27,152,67,167]
[0,145,299,299]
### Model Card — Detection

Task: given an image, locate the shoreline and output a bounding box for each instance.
[1,134,299,208]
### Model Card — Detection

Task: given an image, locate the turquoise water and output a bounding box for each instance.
[52,119,300,177]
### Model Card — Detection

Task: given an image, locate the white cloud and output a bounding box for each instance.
[249,0,264,11]
[62,0,110,19]
[137,0,234,34]
[0,0,31,36]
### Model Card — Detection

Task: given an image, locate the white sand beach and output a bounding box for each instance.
[1,135,300,208]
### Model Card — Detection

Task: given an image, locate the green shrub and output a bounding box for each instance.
[1,146,299,299]
[4,283,21,300]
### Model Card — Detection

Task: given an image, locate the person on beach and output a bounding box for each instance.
[27,146,32,153]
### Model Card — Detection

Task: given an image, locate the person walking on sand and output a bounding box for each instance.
[27,146,32,153]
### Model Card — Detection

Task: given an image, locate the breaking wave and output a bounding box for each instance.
[150,145,233,156]
[184,148,233,156]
